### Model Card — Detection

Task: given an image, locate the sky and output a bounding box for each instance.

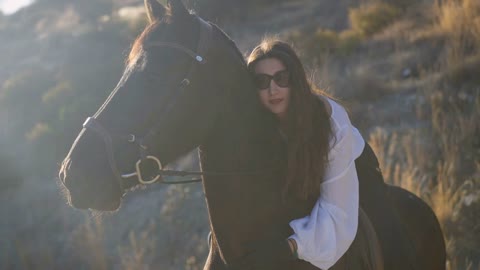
[0,0,34,15]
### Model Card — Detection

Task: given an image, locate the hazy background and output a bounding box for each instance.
[0,0,34,15]
[0,0,478,269]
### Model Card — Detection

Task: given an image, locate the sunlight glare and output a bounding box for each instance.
[0,0,34,15]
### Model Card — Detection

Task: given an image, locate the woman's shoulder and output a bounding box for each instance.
[316,95,350,128]
[316,95,333,118]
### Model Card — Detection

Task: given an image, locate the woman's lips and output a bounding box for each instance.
[269,98,283,105]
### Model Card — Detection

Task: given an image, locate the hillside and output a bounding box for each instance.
[0,0,478,269]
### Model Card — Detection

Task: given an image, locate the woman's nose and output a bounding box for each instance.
[268,80,280,95]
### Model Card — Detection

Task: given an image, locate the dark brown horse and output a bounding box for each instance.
[58,1,444,269]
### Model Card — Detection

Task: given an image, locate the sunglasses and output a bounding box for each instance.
[253,70,290,90]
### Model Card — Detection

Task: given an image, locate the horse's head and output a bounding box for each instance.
[59,0,254,211]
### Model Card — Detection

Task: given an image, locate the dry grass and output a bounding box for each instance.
[14,240,54,270]
[349,2,401,36]
[119,223,157,270]
[433,0,480,66]
[284,1,409,65]
[285,27,363,63]
[284,1,403,61]
[72,215,109,270]
[362,5,480,268]
[368,88,480,269]
[446,54,480,85]
[434,0,480,42]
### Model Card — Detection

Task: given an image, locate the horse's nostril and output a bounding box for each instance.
[68,188,121,211]
[69,193,90,210]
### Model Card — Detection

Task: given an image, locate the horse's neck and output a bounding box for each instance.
[196,51,295,261]
[199,82,280,173]
[197,88,285,260]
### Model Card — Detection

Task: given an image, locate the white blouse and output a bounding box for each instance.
[288,97,365,269]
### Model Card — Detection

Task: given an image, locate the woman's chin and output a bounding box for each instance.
[271,110,287,120]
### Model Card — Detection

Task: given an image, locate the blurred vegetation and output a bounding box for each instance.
[284,1,404,62]
[0,150,23,190]
[283,0,480,269]
[369,87,480,269]
[0,0,146,178]
[349,2,401,36]
[184,0,294,22]
[287,27,364,60]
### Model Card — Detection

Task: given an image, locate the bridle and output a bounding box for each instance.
[81,17,279,190]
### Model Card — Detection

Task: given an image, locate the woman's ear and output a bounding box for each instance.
[144,0,167,23]
[168,0,189,18]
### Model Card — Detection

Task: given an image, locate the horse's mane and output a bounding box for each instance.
[210,24,248,69]
[126,21,160,67]
[127,12,248,70]
[126,6,175,67]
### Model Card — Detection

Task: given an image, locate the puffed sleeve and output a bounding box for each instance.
[288,123,360,270]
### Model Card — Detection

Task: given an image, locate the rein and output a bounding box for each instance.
[82,17,280,189]
[83,114,281,186]
[121,155,281,185]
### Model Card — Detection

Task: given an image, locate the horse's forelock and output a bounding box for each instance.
[126,10,198,68]
[127,21,160,67]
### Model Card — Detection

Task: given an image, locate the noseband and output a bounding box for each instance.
[81,17,278,190]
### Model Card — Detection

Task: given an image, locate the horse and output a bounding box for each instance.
[58,1,445,269]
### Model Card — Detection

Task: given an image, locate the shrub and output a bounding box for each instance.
[285,27,362,63]
[434,0,480,65]
[309,29,340,55]
[25,122,52,142]
[349,2,401,36]
[337,29,364,55]
[368,88,480,270]
[382,0,418,10]
[185,0,295,23]
[0,151,23,191]
[446,54,480,85]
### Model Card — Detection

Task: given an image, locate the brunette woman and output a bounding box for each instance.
[241,39,417,270]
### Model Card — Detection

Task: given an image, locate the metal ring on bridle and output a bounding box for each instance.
[128,134,136,143]
[135,156,163,184]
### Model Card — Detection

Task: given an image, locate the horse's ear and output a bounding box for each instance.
[168,0,189,18]
[144,0,166,23]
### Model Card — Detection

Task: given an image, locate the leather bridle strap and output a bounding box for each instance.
[82,117,125,185]
[144,42,205,63]
[82,17,213,188]
[139,18,213,152]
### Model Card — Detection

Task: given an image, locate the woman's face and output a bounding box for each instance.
[253,58,291,120]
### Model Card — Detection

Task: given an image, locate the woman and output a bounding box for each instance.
[241,39,417,270]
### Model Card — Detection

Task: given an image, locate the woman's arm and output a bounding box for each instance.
[288,123,360,269]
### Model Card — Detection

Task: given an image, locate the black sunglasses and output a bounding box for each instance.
[253,70,290,90]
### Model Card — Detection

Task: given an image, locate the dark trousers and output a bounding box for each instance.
[355,142,418,270]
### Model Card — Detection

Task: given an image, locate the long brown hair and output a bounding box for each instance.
[247,39,334,201]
